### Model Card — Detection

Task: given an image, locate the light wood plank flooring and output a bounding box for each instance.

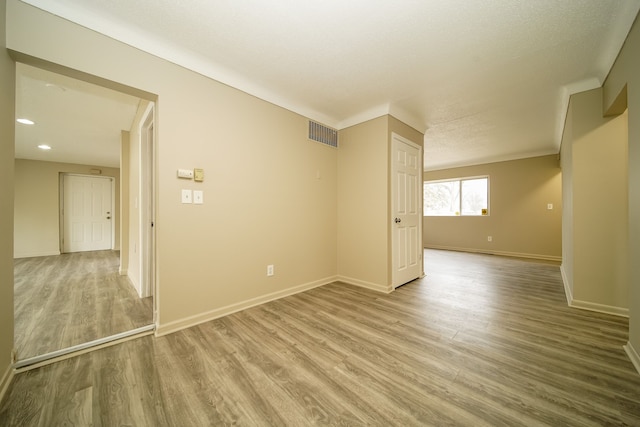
[14,251,153,360]
[2,249,639,425]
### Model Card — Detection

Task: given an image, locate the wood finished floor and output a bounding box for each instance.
[2,249,640,426]
[14,251,153,360]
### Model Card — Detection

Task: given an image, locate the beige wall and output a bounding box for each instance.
[337,116,424,291]
[337,117,389,290]
[423,155,562,260]
[564,89,628,312]
[14,159,120,258]
[603,12,640,357]
[6,0,338,332]
[388,116,424,151]
[0,0,15,398]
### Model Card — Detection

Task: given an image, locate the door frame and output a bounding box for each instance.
[59,173,115,253]
[390,133,424,288]
[12,60,158,369]
[139,103,156,302]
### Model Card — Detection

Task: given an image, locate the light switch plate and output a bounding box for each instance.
[194,168,204,182]
[181,189,192,204]
[193,190,204,204]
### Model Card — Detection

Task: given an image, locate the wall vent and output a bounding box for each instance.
[308,120,338,148]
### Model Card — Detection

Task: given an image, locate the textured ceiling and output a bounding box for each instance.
[18,0,640,170]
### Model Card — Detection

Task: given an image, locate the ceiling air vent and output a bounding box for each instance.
[308,120,338,148]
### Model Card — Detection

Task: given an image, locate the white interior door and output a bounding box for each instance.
[392,134,422,287]
[63,174,113,253]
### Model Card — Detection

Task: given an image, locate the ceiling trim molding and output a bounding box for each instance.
[424,148,560,172]
[336,104,390,130]
[336,103,428,133]
[388,104,428,134]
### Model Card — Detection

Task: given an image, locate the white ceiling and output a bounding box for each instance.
[15,63,140,168]
[18,0,640,170]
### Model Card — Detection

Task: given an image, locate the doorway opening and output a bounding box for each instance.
[13,62,157,368]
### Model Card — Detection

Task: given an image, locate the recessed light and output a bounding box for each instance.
[17,118,35,125]
[37,144,52,150]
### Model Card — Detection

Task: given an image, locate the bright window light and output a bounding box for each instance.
[424,176,489,216]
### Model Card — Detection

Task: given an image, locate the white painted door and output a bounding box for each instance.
[392,134,422,287]
[63,175,113,253]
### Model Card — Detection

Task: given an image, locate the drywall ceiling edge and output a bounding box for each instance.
[17,0,344,129]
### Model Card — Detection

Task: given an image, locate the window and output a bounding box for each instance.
[424,177,488,216]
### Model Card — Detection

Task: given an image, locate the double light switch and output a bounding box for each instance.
[181,189,204,204]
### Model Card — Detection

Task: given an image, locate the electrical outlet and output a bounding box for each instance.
[267,265,274,276]
[547,203,553,210]
[487,236,492,242]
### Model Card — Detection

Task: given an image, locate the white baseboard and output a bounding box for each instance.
[569,299,629,318]
[559,263,628,317]
[560,264,573,305]
[156,276,337,337]
[0,362,14,404]
[14,250,60,259]
[624,342,640,375]
[424,245,561,262]
[336,275,393,293]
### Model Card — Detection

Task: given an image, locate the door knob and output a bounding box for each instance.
[394,218,401,223]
